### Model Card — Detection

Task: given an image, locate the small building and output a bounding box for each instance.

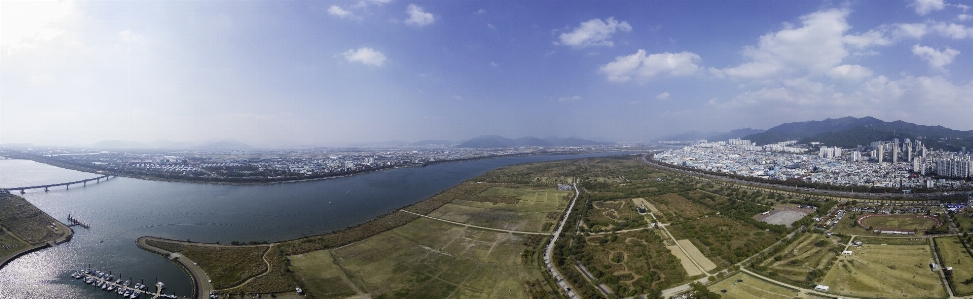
[930,263,937,270]
[841,251,853,255]
[814,285,830,292]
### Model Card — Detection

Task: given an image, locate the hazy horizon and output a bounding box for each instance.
[4,0,973,148]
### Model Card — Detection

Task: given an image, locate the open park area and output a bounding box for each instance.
[708,272,800,299]
[755,232,841,285]
[857,214,941,232]
[935,236,973,296]
[818,238,947,298]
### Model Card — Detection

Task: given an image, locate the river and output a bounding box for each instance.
[0,153,626,299]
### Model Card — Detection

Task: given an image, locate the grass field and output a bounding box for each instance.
[302,217,553,299]
[0,231,29,257]
[646,193,712,223]
[859,214,940,231]
[759,233,840,284]
[708,272,799,299]
[819,242,946,298]
[426,187,568,233]
[288,250,359,299]
[668,216,779,268]
[935,237,973,296]
[829,213,873,235]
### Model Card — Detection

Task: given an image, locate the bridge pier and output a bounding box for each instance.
[83,181,87,186]
[44,187,49,192]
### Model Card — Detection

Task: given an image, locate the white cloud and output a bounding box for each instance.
[958,14,972,21]
[929,22,973,39]
[720,9,851,79]
[328,6,354,18]
[476,9,486,15]
[655,92,670,100]
[558,96,582,102]
[893,23,929,39]
[843,29,891,48]
[558,17,632,47]
[342,47,387,66]
[600,50,701,82]
[827,64,873,80]
[405,4,434,27]
[912,0,945,15]
[1,0,75,51]
[911,44,959,71]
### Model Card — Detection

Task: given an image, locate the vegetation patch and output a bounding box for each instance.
[819,242,946,298]
[935,237,973,296]
[668,216,779,268]
[573,229,689,297]
[180,245,269,289]
[708,271,799,299]
[755,232,840,285]
[0,194,69,245]
[287,249,359,299]
[584,199,646,233]
[316,217,554,299]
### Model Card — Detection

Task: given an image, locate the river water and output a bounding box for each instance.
[0,153,625,299]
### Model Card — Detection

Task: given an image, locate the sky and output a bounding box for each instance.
[2,0,972,147]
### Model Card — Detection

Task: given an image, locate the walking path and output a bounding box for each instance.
[647,212,711,277]
[398,209,552,235]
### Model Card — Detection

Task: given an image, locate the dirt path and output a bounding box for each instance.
[216,246,273,292]
[399,209,551,236]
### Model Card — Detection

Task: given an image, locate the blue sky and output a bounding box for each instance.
[2,0,972,147]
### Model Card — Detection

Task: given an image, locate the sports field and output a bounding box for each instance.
[935,237,973,296]
[297,217,551,299]
[708,272,799,299]
[819,242,947,298]
[857,214,940,231]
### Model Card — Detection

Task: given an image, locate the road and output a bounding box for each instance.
[543,182,580,299]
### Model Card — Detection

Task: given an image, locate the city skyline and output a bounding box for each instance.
[3,0,973,147]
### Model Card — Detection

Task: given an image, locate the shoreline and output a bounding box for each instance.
[137,237,211,299]
[0,194,75,270]
[8,150,616,187]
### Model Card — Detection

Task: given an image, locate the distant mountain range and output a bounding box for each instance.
[656,128,765,142]
[455,135,612,148]
[742,116,973,151]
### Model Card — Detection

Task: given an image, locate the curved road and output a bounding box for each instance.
[137,237,214,299]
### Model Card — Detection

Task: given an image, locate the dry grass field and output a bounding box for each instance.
[819,242,946,298]
[708,272,799,299]
[306,217,552,299]
[677,239,717,272]
[425,187,569,233]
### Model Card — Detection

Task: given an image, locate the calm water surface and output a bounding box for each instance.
[0,153,626,299]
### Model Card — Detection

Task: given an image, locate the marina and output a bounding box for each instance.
[72,267,181,299]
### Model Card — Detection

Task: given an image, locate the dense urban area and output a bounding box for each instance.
[655,138,973,191]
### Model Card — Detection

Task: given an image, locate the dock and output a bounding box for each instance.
[67,214,90,229]
[75,268,187,299]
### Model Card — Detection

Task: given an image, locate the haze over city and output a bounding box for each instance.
[3,0,972,148]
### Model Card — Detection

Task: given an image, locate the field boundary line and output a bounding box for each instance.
[399,209,551,236]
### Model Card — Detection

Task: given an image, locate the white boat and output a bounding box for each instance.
[156,281,165,289]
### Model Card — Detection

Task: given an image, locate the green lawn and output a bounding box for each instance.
[759,233,840,284]
[819,243,946,299]
[709,272,799,299]
[935,237,973,296]
[288,250,358,299]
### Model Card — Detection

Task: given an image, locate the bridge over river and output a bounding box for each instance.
[2,174,116,193]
